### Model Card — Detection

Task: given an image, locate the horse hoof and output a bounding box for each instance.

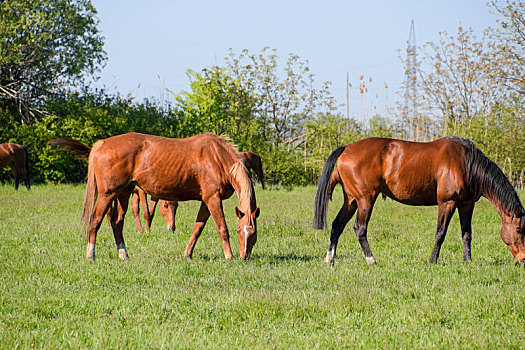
[365,256,376,265]
[324,251,335,264]
[118,248,129,260]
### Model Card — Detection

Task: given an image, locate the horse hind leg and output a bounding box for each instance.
[86,195,115,260]
[325,196,357,264]
[353,198,377,265]
[110,188,134,260]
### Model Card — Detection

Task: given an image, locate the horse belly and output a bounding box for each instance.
[135,173,202,202]
[385,181,438,206]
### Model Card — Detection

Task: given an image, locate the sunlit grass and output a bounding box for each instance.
[0,184,524,348]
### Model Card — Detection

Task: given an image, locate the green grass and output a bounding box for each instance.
[1,184,524,349]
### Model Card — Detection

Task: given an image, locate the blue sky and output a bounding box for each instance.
[91,0,499,119]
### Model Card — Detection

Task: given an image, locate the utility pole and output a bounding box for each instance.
[405,20,418,140]
[346,72,350,123]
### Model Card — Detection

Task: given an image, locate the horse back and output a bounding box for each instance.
[337,137,468,205]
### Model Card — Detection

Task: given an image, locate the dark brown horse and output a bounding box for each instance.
[240,151,265,189]
[0,143,30,190]
[52,133,259,261]
[314,137,525,265]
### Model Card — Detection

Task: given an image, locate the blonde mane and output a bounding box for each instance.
[230,161,256,215]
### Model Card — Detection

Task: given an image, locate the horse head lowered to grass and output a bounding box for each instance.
[314,136,525,265]
[52,132,260,261]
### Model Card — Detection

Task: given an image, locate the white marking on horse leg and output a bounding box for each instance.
[365,256,376,265]
[324,249,335,263]
[116,243,129,260]
[86,242,95,260]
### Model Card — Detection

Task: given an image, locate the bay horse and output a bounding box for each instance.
[240,151,265,189]
[314,136,525,265]
[0,143,30,190]
[51,133,260,261]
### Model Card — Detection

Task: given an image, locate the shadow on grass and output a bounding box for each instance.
[255,252,317,263]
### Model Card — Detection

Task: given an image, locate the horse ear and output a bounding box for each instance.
[235,207,245,219]
[252,207,260,219]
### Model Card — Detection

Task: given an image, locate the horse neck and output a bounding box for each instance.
[465,144,522,221]
[483,189,522,222]
[230,161,256,214]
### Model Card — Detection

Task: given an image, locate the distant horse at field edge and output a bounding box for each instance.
[50,138,178,233]
[0,143,30,190]
[240,151,265,189]
[314,136,525,265]
[51,133,259,260]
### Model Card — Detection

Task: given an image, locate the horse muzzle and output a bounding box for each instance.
[514,252,525,266]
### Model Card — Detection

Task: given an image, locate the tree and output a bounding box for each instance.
[488,0,525,97]
[414,26,504,132]
[0,0,106,124]
[226,47,338,147]
[172,66,259,151]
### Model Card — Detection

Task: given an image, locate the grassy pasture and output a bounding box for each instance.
[0,184,524,349]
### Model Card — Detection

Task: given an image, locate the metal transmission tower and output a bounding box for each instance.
[405,20,418,140]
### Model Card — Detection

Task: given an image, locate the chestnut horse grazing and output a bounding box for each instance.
[240,151,265,189]
[53,133,259,261]
[0,143,30,190]
[314,137,525,265]
[143,151,264,232]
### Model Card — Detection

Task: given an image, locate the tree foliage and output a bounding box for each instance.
[0,0,105,123]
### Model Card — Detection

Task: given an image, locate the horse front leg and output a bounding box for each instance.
[429,201,456,263]
[137,189,151,232]
[325,197,357,264]
[148,197,159,229]
[11,167,19,190]
[131,192,143,232]
[184,202,210,259]
[353,198,377,265]
[458,203,475,262]
[205,194,233,259]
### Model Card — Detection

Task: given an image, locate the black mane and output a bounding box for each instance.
[447,136,523,214]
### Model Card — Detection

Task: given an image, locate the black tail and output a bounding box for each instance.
[23,146,30,190]
[313,146,346,229]
[49,137,92,159]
